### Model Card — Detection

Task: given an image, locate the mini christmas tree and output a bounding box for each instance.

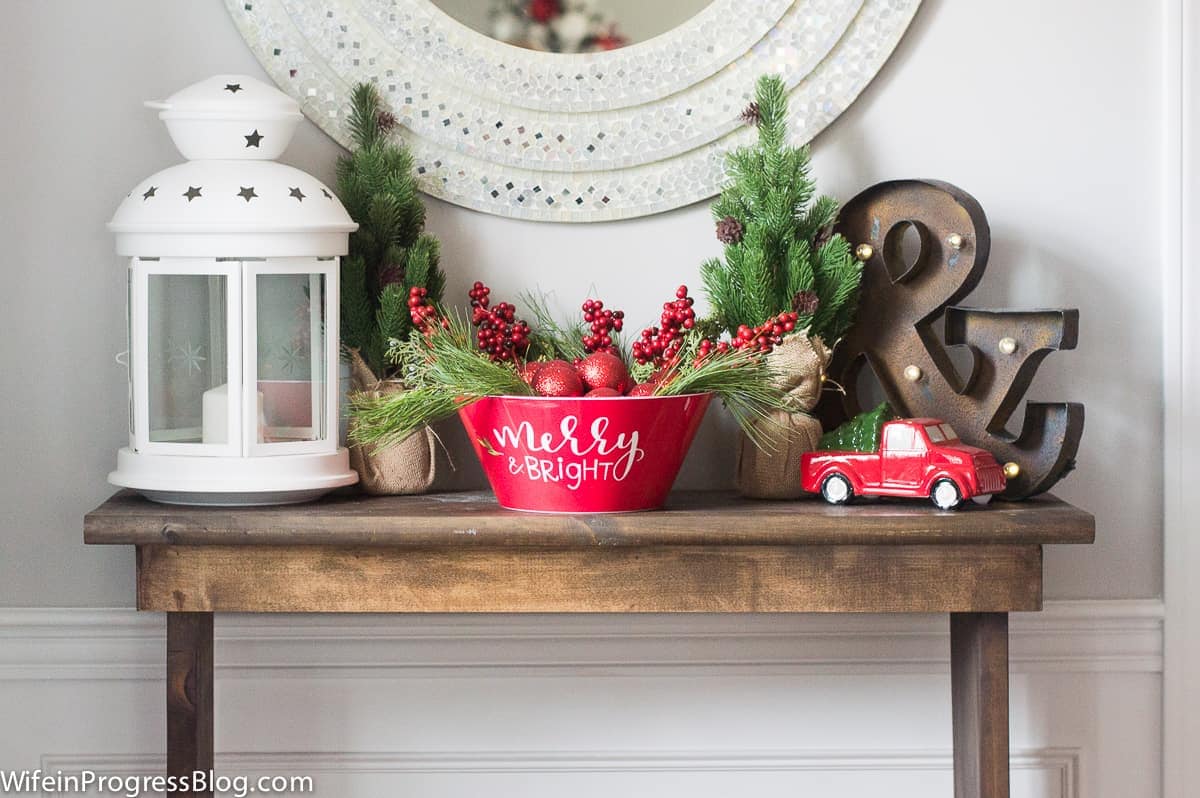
[701,74,862,343]
[337,83,445,381]
[819,402,896,452]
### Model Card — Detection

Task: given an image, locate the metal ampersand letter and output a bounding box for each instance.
[824,179,1084,499]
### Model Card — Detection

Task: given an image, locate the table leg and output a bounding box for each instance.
[167,612,214,797]
[950,612,1009,798]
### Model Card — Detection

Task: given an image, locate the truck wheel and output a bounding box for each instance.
[820,473,853,505]
[930,478,962,511]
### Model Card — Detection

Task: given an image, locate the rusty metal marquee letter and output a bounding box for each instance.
[823,179,1084,499]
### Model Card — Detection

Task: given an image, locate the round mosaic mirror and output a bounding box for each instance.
[226,0,921,222]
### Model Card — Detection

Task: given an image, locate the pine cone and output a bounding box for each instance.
[378,264,405,287]
[716,215,744,244]
[792,290,820,315]
[376,110,398,134]
[739,101,760,126]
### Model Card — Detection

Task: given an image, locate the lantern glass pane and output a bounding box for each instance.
[255,272,327,444]
[147,274,229,444]
[127,268,134,437]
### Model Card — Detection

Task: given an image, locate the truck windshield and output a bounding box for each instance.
[925,425,946,443]
[940,424,958,440]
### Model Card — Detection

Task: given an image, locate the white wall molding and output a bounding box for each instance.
[39,748,1079,796]
[0,600,1162,682]
[1165,0,1200,796]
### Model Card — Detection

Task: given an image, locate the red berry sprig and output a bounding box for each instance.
[632,285,697,367]
[468,281,491,325]
[580,298,624,354]
[408,286,440,332]
[693,338,732,368]
[468,281,531,362]
[731,310,800,353]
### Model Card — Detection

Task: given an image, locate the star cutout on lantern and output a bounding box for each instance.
[238,186,258,202]
[142,186,157,200]
[244,129,263,148]
[225,83,243,93]
[167,340,206,375]
[321,188,333,199]
[278,342,308,376]
[288,187,306,202]
[182,186,202,201]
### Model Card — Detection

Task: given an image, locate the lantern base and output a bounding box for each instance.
[108,447,359,507]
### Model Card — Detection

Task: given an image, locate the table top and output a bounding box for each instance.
[85,489,1094,549]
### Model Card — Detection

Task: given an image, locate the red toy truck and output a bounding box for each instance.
[800,418,1007,510]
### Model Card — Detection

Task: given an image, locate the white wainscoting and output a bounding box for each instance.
[0,600,1161,797]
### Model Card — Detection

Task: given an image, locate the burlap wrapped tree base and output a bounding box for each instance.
[735,333,832,499]
[346,350,439,496]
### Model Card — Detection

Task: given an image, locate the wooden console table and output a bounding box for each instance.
[84,489,1093,798]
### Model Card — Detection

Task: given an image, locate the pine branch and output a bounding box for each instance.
[352,314,538,449]
[809,235,859,341]
[783,238,815,307]
[520,291,587,362]
[375,283,411,346]
[340,255,375,357]
[653,335,788,449]
[349,387,461,451]
[347,82,383,150]
[403,235,439,295]
[755,74,789,152]
[798,194,839,242]
[738,229,774,327]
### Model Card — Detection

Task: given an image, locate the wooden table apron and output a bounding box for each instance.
[84,490,1096,798]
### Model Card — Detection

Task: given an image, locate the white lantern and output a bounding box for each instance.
[107,75,359,505]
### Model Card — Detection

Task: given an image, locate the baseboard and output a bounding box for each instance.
[39,747,1079,786]
[0,599,1162,681]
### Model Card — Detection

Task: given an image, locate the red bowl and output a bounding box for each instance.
[458,393,712,513]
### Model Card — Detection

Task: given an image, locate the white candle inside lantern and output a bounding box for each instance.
[202,384,264,444]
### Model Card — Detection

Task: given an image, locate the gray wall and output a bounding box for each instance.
[0,0,1164,605]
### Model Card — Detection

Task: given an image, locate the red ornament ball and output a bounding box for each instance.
[532,360,584,397]
[585,387,622,397]
[520,361,544,386]
[575,351,630,393]
[626,382,657,397]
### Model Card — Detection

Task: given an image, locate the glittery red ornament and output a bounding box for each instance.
[626,382,657,397]
[521,361,544,386]
[585,387,622,397]
[575,351,630,393]
[532,361,584,397]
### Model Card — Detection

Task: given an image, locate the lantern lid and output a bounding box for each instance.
[146,74,300,117]
[108,159,357,257]
[147,75,303,160]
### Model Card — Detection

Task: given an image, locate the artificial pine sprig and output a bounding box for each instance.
[652,332,789,449]
[701,74,862,343]
[418,313,533,397]
[348,387,462,451]
[351,313,533,449]
[519,290,588,362]
[337,82,445,380]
